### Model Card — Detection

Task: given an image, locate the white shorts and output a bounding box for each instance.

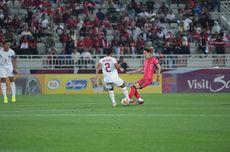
[0,67,14,78]
[104,77,124,90]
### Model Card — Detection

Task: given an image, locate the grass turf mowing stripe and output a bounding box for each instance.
[1,113,230,117]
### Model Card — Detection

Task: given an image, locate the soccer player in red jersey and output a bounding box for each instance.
[122,47,161,105]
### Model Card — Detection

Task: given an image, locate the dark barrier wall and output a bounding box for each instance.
[163,69,230,93]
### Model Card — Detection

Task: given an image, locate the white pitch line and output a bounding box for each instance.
[0,113,230,117]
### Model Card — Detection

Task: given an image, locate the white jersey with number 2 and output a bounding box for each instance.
[99,56,120,83]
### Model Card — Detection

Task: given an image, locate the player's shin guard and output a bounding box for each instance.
[1,83,7,98]
[108,90,116,105]
[10,82,16,102]
[10,82,16,97]
[122,87,129,101]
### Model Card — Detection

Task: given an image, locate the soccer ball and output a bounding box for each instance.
[121,98,129,106]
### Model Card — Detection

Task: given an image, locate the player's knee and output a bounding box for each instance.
[120,82,126,88]
[1,78,6,83]
[108,87,114,91]
[9,77,14,83]
[133,82,140,89]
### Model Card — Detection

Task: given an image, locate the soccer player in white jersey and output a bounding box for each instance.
[96,48,130,107]
[0,40,17,103]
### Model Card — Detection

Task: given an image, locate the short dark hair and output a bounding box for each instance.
[2,39,11,44]
[144,47,154,53]
[105,48,113,55]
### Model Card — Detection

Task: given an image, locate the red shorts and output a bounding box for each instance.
[137,78,152,89]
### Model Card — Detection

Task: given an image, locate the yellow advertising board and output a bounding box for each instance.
[0,74,162,95]
[44,74,96,94]
[44,74,162,94]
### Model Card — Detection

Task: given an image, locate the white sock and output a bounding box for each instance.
[122,87,130,101]
[10,82,16,97]
[109,90,116,105]
[1,83,7,98]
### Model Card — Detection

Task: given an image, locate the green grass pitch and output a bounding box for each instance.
[0,93,230,152]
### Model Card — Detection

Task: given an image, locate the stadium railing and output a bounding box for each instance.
[16,54,230,71]
[220,1,230,32]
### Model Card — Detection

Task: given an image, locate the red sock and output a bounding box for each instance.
[129,86,136,99]
[134,89,140,99]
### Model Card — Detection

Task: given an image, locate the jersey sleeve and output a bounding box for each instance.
[112,57,117,64]
[12,51,16,57]
[99,58,103,64]
[152,57,159,65]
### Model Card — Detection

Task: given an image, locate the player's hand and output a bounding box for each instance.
[156,75,160,82]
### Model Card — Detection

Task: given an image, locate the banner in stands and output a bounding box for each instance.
[163,69,230,93]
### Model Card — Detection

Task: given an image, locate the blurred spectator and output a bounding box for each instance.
[166,10,176,26]
[145,1,155,13]
[0,9,4,26]
[47,48,57,66]
[40,14,49,29]
[199,31,209,54]
[71,48,81,68]
[159,3,169,15]
[11,15,22,30]
[81,49,93,68]
[29,37,38,55]
[211,32,227,54]
[65,37,75,54]
[76,36,85,54]
[136,35,145,54]
[211,21,221,35]
[118,56,129,73]
[96,9,105,21]
[210,0,220,12]
[20,37,29,54]
[0,28,3,43]
[45,35,55,52]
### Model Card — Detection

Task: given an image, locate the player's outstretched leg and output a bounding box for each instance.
[10,82,16,103]
[109,90,117,107]
[1,83,8,103]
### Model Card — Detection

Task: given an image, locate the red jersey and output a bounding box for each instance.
[143,57,159,80]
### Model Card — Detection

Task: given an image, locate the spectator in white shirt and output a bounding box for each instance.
[81,49,93,68]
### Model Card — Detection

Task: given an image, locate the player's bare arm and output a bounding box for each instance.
[114,62,121,70]
[156,63,161,82]
[12,56,17,74]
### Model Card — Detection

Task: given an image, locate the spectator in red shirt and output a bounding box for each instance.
[211,32,227,54]
[11,15,22,30]
[29,37,38,55]
[84,35,93,49]
[136,35,145,54]
[66,16,78,29]
[0,28,3,43]
[199,31,209,54]
[76,37,85,53]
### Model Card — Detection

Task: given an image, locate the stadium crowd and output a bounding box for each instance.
[0,0,229,60]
